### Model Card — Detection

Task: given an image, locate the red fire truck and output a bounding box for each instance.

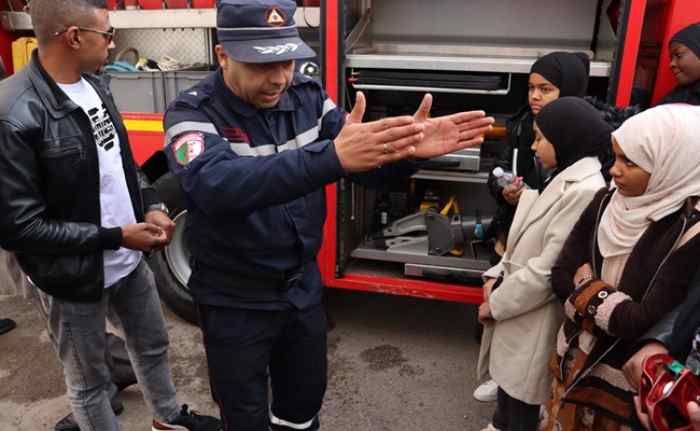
[0,0,697,323]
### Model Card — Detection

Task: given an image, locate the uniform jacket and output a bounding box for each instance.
[0,51,159,302]
[163,70,419,310]
[477,157,606,405]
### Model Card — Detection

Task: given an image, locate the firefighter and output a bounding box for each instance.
[162,1,494,429]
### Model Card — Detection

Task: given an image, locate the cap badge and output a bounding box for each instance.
[266,7,286,27]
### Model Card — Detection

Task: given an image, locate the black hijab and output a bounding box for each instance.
[535,97,613,186]
[659,23,700,106]
[671,22,700,58]
[530,52,591,97]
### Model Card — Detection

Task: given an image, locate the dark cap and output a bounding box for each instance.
[216,0,316,64]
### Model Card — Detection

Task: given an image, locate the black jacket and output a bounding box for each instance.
[486,99,639,239]
[658,80,700,106]
[642,267,700,363]
[487,105,543,200]
[0,51,160,302]
[486,106,545,238]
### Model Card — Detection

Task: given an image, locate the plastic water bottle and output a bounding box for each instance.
[492,167,516,189]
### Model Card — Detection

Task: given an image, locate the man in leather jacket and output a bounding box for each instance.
[0,56,16,338]
[0,1,220,430]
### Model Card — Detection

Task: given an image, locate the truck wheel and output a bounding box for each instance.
[148,173,198,325]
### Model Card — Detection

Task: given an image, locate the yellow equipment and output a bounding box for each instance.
[12,37,37,72]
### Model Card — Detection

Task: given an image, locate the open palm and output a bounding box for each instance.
[412,94,494,159]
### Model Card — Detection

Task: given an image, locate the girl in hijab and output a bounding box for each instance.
[477,97,611,431]
[614,25,700,418]
[486,52,590,256]
[544,104,700,431]
[659,22,700,105]
[477,51,592,403]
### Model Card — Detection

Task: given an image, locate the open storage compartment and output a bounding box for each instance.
[345,0,617,76]
[336,88,503,285]
[335,0,620,285]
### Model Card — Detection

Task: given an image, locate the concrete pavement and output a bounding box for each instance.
[0,288,493,430]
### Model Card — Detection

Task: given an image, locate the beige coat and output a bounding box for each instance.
[477,157,605,405]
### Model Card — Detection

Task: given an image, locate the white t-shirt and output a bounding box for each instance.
[58,78,141,288]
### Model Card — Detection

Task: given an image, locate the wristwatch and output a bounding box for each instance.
[146,202,170,215]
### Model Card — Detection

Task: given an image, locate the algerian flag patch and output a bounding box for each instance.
[173,132,205,166]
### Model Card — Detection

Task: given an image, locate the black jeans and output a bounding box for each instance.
[198,303,327,431]
[492,388,540,431]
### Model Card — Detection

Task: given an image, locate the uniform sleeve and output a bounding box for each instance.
[489,185,600,321]
[0,120,122,254]
[163,103,346,216]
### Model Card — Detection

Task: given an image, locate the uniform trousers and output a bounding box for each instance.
[198,302,327,431]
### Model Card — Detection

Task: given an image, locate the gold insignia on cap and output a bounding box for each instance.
[266,7,286,27]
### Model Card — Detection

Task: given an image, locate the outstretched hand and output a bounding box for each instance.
[334,92,424,173]
[412,94,495,159]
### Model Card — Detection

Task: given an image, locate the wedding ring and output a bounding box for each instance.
[383,143,390,154]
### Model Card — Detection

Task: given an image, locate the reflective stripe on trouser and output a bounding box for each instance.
[269,413,319,430]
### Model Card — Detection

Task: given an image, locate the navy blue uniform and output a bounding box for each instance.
[164,69,419,430]
[165,70,418,310]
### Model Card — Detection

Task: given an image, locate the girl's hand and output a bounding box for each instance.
[634,396,652,431]
[574,263,593,288]
[478,302,494,323]
[623,342,668,391]
[483,278,496,302]
[502,184,523,205]
[688,401,700,431]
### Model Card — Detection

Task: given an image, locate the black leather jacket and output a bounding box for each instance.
[0,51,160,302]
[642,267,700,362]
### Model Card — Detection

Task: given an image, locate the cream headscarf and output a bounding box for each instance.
[598,104,700,258]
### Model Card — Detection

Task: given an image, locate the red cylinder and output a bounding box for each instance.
[138,0,163,9]
[106,0,120,9]
[191,0,215,8]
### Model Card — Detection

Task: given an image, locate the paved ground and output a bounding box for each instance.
[0,288,493,431]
